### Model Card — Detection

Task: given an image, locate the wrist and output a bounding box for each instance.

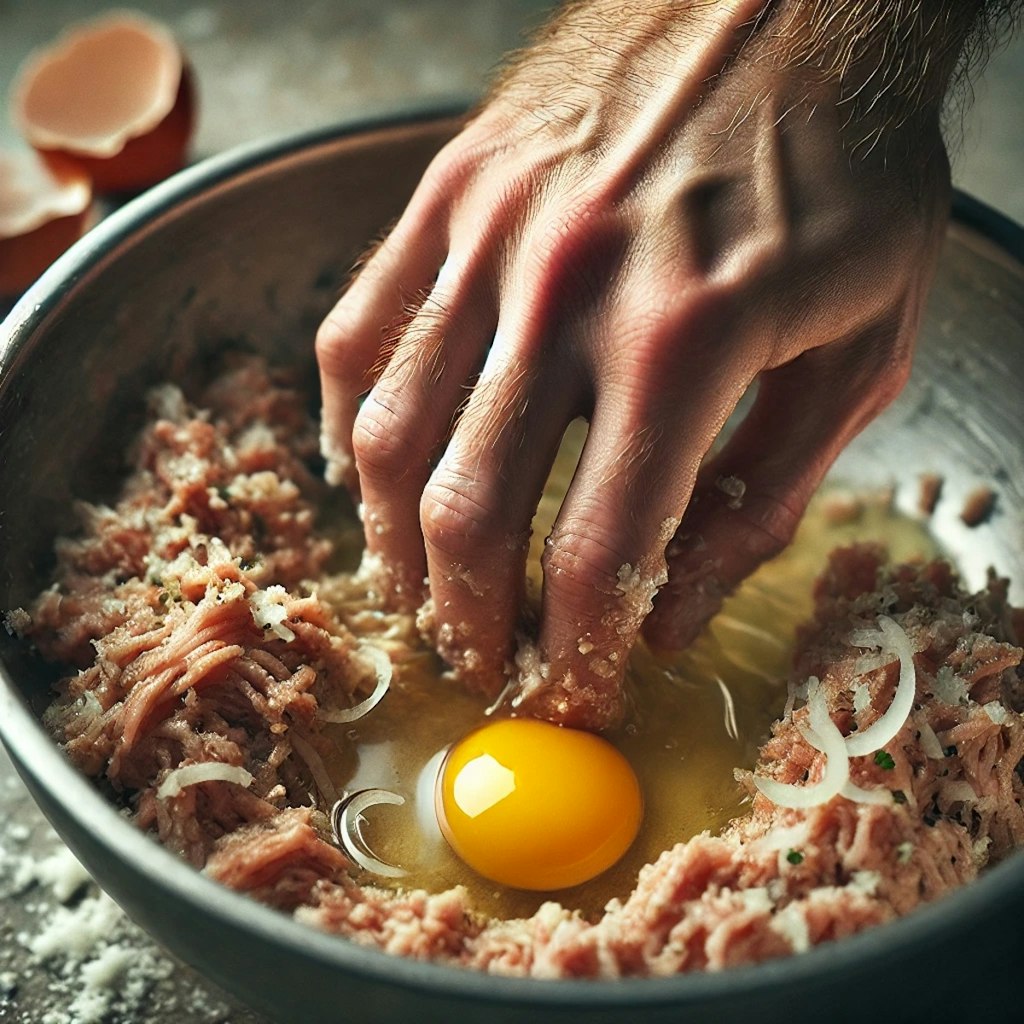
[761,2,984,144]
[485,0,773,117]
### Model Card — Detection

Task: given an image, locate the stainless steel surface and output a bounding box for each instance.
[0,4,1022,1023]
[831,217,1024,596]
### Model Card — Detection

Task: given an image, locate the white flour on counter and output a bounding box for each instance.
[0,806,249,1024]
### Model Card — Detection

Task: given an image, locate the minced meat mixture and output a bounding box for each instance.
[8,355,1024,977]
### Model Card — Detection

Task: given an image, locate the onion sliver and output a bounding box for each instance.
[332,789,407,879]
[290,731,339,806]
[318,644,392,723]
[845,617,916,756]
[801,724,895,806]
[754,678,850,809]
[157,761,253,800]
[801,717,896,807]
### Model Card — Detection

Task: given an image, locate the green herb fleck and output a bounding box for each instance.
[874,750,896,770]
[892,789,908,805]
[786,849,804,865]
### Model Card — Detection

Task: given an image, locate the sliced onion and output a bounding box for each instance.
[318,644,392,724]
[845,617,916,756]
[801,723,895,806]
[756,618,918,810]
[156,762,253,800]
[716,676,740,742]
[783,678,808,721]
[331,789,407,879]
[289,731,339,806]
[754,678,850,809]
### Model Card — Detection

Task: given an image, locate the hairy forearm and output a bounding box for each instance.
[489,0,1022,152]
[769,1,1024,144]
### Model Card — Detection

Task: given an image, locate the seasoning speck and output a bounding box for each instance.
[960,486,997,527]
[917,474,943,516]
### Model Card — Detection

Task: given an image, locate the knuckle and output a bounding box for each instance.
[734,491,803,562]
[420,138,480,199]
[351,388,424,481]
[529,192,612,275]
[420,468,502,559]
[653,283,726,336]
[315,303,362,378]
[542,516,633,598]
[609,284,726,380]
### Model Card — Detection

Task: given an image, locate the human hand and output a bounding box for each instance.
[316,0,951,729]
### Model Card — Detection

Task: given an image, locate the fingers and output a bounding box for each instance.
[352,259,498,606]
[643,321,913,650]
[420,340,582,696]
[315,201,449,490]
[518,342,756,730]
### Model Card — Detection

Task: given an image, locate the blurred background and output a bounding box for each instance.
[0,4,1021,1023]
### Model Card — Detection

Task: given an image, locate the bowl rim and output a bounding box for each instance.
[2,101,1024,1012]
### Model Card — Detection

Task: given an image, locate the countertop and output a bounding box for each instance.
[1,3,1021,1022]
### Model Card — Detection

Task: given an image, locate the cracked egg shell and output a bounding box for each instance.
[12,11,195,194]
[0,150,93,296]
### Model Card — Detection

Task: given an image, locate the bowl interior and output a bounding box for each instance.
[1,112,1024,1024]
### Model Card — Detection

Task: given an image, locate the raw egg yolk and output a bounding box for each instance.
[435,718,642,891]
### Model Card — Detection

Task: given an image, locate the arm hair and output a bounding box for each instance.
[486,0,1023,153]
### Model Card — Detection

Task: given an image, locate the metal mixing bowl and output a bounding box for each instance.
[1,108,1023,1024]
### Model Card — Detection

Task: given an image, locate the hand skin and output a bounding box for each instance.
[317,0,987,730]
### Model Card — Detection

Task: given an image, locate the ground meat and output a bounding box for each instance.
[205,808,349,910]
[300,548,1024,977]
[9,356,1024,979]
[19,357,387,868]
